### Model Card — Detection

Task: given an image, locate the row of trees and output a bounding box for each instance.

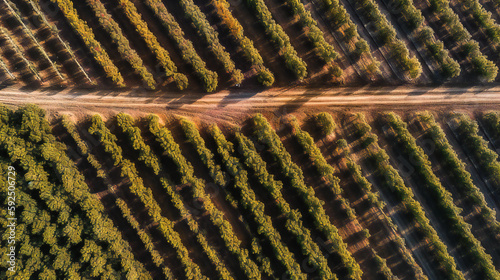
[60,115,106,178]
[85,0,156,89]
[349,112,465,280]
[211,0,274,86]
[234,130,337,279]
[61,115,174,278]
[384,0,460,78]
[0,163,83,279]
[244,0,308,79]
[5,0,65,83]
[282,0,342,76]
[115,198,174,278]
[144,0,218,92]
[335,138,428,280]
[116,0,187,90]
[21,0,94,85]
[483,111,500,140]
[428,0,498,81]
[36,126,150,279]
[452,113,500,191]
[48,0,124,86]
[458,0,500,52]
[121,113,255,280]
[0,113,79,279]
[352,0,422,79]
[178,0,243,84]
[147,115,262,279]
[416,112,500,241]
[0,27,41,83]
[290,115,396,279]
[289,117,340,193]
[0,105,149,279]
[11,110,117,280]
[88,114,208,280]
[318,0,380,76]
[383,112,499,280]
[208,125,307,279]
[251,114,362,280]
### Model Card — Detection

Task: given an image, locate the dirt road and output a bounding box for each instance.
[2,85,500,120]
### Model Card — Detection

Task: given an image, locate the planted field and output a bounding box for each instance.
[0,0,498,90]
[2,102,500,279]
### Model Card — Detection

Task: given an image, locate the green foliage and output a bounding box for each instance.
[428,0,497,81]
[212,0,274,86]
[235,131,337,279]
[318,0,380,76]
[48,0,124,86]
[209,125,307,279]
[90,114,208,280]
[314,112,336,136]
[148,115,261,280]
[144,0,218,92]
[252,114,362,280]
[178,0,242,84]
[453,113,500,192]
[115,198,174,279]
[483,111,500,139]
[417,112,500,249]
[116,0,187,90]
[336,140,427,280]
[385,0,459,78]
[0,106,149,279]
[86,0,156,89]
[350,113,464,280]
[283,0,341,75]
[351,0,421,79]
[383,112,498,280]
[244,0,308,79]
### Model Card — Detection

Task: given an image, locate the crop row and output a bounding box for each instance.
[85,0,155,89]
[89,114,208,280]
[451,113,500,192]
[4,0,65,82]
[22,0,93,84]
[48,0,124,86]
[0,27,41,82]
[385,0,460,77]
[116,0,187,90]
[210,0,274,86]
[428,0,498,81]
[252,114,362,280]
[350,0,422,79]
[483,111,500,140]
[282,0,341,76]
[415,112,500,241]
[458,0,500,52]
[178,0,243,84]
[318,0,380,76]
[115,198,174,278]
[208,125,307,279]
[349,113,464,280]
[335,138,428,280]
[244,0,308,79]
[147,115,262,279]
[383,112,498,280]
[290,115,396,278]
[144,0,218,92]
[0,162,83,279]
[0,105,148,278]
[61,115,173,277]
[235,130,337,279]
